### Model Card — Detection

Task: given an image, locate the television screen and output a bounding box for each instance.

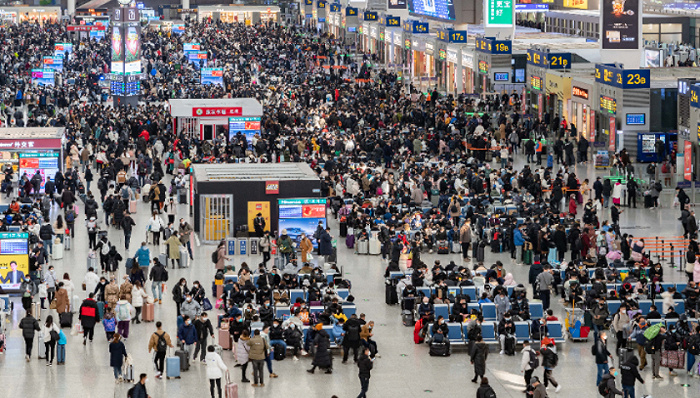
[408,0,456,20]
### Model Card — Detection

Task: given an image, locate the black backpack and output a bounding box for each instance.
[127,385,137,398]
[598,381,609,396]
[211,250,219,263]
[528,349,540,369]
[155,332,167,352]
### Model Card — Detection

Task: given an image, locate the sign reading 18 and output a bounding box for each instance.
[495,43,509,52]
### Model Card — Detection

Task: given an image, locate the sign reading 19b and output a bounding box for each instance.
[494,42,509,52]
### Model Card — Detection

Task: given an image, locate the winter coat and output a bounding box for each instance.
[135,246,151,267]
[19,315,41,339]
[470,341,488,376]
[119,281,133,303]
[42,322,60,343]
[180,299,202,319]
[166,235,182,259]
[247,335,269,361]
[311,329,332,368]
[131,286,148,307]
[109,340,127,367]
[79,298,101,328]
[236,336,250,364]
[205,352,228,380]
[215,245,227,270]
[55,288,70,314]
[300,237,313,263]
[319,230,333,256]
[83,272,100,298]
[357,353,373,378]
[660,291,674,314]
[620,356,643,386]
[178,323,197,345]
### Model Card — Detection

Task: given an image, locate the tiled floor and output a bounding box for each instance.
[0,157,698,398]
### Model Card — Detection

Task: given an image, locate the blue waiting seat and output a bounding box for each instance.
[289,289,306,304]
[607,301,621,319]
[481,303,497,321]
[326,273,336,284]
[462,286,477,301]
[638,300,653,315]
[665,319,678,329]
[323,326,339,348]
[447,323,465,344]
[309,306,325,317]
[275,306,291,319]
[481,322,497,343]
[529,303,544,320]
[674,300,685,315]
[468,303,480,314]
[434,304,449,320]
[660,283,675,292]
[514,321,530,344]
[416,287,432,298]
[547,321,565,343]
[336,288,350,299]
[223,275,238,284]
[342,305,356,318]
[389,271,404,280]
[447,287,461,301]
[677,283,688,295]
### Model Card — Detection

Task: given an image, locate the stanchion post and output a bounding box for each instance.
[669,244,675,267]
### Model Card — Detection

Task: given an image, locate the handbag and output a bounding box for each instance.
[202,297,213,311]
[82,283,86,291]
[49,299,57,310]
[50,330,60,342]
[307,253,314,260]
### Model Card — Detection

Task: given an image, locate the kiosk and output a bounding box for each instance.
[191,163,321,243]
[0,128,64,183]
[169,98,263,141]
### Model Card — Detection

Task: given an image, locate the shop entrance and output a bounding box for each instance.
[199,194,234,243]
[200,124,229,141]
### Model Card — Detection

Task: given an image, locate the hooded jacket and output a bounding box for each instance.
[620,356,644,386]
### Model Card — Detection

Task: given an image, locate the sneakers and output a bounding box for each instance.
[555,385,561,393]
[375,354,381,358]
[241,379,250,383]
[499,350,505,355]
[293,356,299,361]
[270,373,278,378]
[669,371,678,376]
[155,375,162,379]
[301,350,308,356]
[25,355,30,362]
[201,359,207,364]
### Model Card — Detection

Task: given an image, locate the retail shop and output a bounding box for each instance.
[169,98,263,141]
[0,6,60,24]
[402,20,429,89]
[544,70,573,123]
[570,79,597,142]
[525,48,571,121]
[327,3,341,38]
[385,16,403,72]
[461,50,475,94]
[191,163,322,243]
[344,6,359,47]
[314,0,327,32]
[475,37,513,94]
[437,29,467,95]
[197,5,280,24]
[0,128,65,191]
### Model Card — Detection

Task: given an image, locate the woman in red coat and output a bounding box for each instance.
[568,194,578,217]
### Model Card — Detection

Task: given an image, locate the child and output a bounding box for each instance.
[332,318,345,346]
[38,281,48,309]
[56,329,67,364]
[102,308,117,341]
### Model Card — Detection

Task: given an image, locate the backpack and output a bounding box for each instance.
[484,387,497,398]
[688,336,700,355]
[155,332,168,352]
[550,351,559,367]
[211,250,219,263]
[101,241,110,256]
[450,204,458,213]
[597,381,609,396]
[117,303,130,321]
[66,210,76,222]
[127,385,137,398]
[528,349,540,369]
[654,182,662,192]
[643,323,662,341]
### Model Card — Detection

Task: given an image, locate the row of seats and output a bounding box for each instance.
[425,320,565,346]
[223,272,339,286]
[413,300,544,322]
[609,299,688,318]
[274,304,357,320]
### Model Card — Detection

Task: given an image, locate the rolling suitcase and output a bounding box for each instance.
[504,335,516,356]
[214,344,223,357]
[65,235,71,251]
[179,246,189,268]
[477,242,486,262]
[97,301,105,319]
[345,234,355,249]
[437,240,449,254]
[125,257,135,271]
[219,329,232,349]
[369,238,381,255]
[225,371,238,398]
[339,222,347,237]
[53,243,64,260]
[129,199,137,214]
[59,312,73,328]
[166,354,181,379]
[142,303,154,322]
[158,253,167,266]
[87,253,97,270]
[402,309,415,326]
[123,364,134,381]
[33,302,42,320]
[356,239,369,254]
[175,348,190,371]
[429,341,450,356]
[385,281,398,305]
[618,347,635,368]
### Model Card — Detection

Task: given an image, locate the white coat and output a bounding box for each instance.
[205,352,228,380]
[42,322,60,343]
[131,286,148,307]
[660,291,674,314]
[83,272,100,298]
[236,337,250,364]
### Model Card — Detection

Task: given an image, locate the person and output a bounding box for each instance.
[600,367,624,398]
[149,258,167,304]
[308,323,333,374]
[42,315,60,366]
[178,315,198,359]
[470,334,488,383]
[530,375,547,398]
[540,342,561,392]
[612,304,631,352]
[460,220,472,262]
[56,327,67,365]
[194,313,215,362]
[79,293,101,345]
[83,267,100,299]
[247,329,270,386]
[594,332,614,385]
[109,333,128,381]
[115,294,134,339]
[360,320,379,359]
[300,233,313,263]
[19,309,41,361]
[521,340,539,387]
[147,212,164,245]
[536,265,554,310]
[253,212,266,237]
[620,354,644,398]
[166,231,183,268]
[148,321,174,379]
[181,293,202,320]
[20,275,37,311]
[343,314,362,363]
[260,232,272,266]
[277,229,294,266]
[214,239,229,270]
[172,278,189,316]
[122,211,136,250]
[648,325,667,379]
[237,329,251,383]
[135,241,151,270]
[206,345,228,398]
[357,347,373,398]
[179,218,194,260]
[476,377,497,398]
[131,280,148,323]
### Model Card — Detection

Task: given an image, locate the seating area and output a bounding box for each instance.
[423,320,565,347]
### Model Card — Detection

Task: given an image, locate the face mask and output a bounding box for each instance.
[613,371,618,377]
[185,321,190,326]
[186,298,192,302]
[193,284,198,288]
[25,277,30,281]
[202,317,207,321]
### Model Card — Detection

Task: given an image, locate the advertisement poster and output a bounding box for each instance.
[389,0,407,9]
[172,24,185,35]
[111,26,124,74]
[31,69,55,86]
[0,232,29,291]
[644,49,661,67]
[19,152,60,192]
[247,201,271,233]
[408,0,456,20]
[602,0,640,49]
[485,0,514,26]
[278,198,327,248]
[563,0,588,8]
[685,141,692,181]
[229,117,261,147]
[187,51,208,68]
[201,68,224,85]
[609,117,616,151]
[43,56,63,71]
[124,26,141,75]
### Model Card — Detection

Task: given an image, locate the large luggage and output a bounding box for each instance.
[225,371,238,398]
[369,238,381,255]
[97,301,105,319]
[339,222,347,237]
[142,303,154,322]
[142,184,151,203]
[125,257,135,271]
[175,349,190,371]
[273,344,286,360]
[661,349,685,369]
[644,194,653,208]
[178,188,187,204]
[219,329,232,350]
[385,283,398,305]
[437,240,449,254]
[429,342,450,357]
[129,199,137,214]
[158,253,167,266]
[504,335,516,356]
[59,312,73,328]
[178,247,189,268]
[33,302,42,320]
[87,253,98,271]
[476,242,486,262]
[53,243,64,260]
[523,249,533,266]
[345,234,355,249]
[123,363,134,382]
[166,355,181,379]
[356,239,369,254]
[327,247,337,264]
[618,347,636,368]
[65,235,71,251]
[402,309,415,326]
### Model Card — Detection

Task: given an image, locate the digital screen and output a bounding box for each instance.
[229,117,261,148]
[514,68,525,83]
[494,72,509,81]
[573,86,589,99]
[600,95,617,114]
[111,26,123,74]
[0,232,29,291]
[187,51,208,68]
[602,0,639,49]
[389,0,407,9]
[31,69,55,86]
[530,75,542,90]
[90,30,106,40]
[201,68,224,85]
[172,24,185,35]
[18,152,60,193]
[43,56,63,71]
[348,27,357,32]
[485,0,514,26]
[478,60,489,74]
[183,43,201,52]
[1,239,28,255]
[516,4,549,12]
[408,0,456,21]
[124,25,141,75]
[278,198,327,249]
[645,49,661,67]
[626,113,645,125]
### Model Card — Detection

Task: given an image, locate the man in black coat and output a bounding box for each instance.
[343,314,362,363]
[193,312,214,362]
[357,348,373,398]
[78,293,101,344]
[593,177,604,202]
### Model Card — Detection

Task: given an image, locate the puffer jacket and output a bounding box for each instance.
[236,336,250,364]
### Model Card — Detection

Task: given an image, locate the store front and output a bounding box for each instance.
[0,128,65,190]
[315,0,327,32]
[526,48,571,121]
[328,3,341,38]
[369,24,379,58]
[422,37,438,91]
[169,98,263,141]
[445,47,460,94]
[462,50,475,94]
[545,71,573,124]
[570,80,597,142]
[344,7,359,49]
[437,29,467,95]
[198,6,280,24]
[0,7,60,25]
[384,17,401,71]
[403,20,430,90]
[475,37,512,94]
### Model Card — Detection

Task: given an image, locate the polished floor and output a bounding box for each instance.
[0,157,698,398]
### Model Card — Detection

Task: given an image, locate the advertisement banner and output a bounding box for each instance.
[408,0,456,20]
[19,152,60,192]
[278,198,327,248]
[248,201,271,233]
[201,68,224,85]
[563,0,588,9]
[0,232,30,291]
[124,26,141,75]
[111,26,124,74]
[538,93,543,120]
[485,0,514,27]
[685,141,692,181]
[389,0,407,9]
[602,0,640,50]
[265,181,279,194]
[609,117,616,151]
[31,69,55,86]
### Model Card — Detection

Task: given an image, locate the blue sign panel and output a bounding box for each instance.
[595,64,651,89]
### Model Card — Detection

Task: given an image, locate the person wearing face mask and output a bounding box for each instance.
[193,312,215,363]
[20,274,38,311]
[360,320,379,359]
[180,294,202,321]
[178,315,198,360]
[189,281,205,305]
[594,331,614,386]
[591,299,610,340]
[130,373,151,398]
[172,278,189,317]
[600,367,624,398]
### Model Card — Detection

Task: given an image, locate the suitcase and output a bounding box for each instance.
[661,349,685,369]
[618,347,636,368]
[166,355,181,379]
[356,239,369,254]
[53,243,64,260]
[158,253,167,266]
[33,302,42,320]
[72,295,80,313]
[214,344,223,357]
[402,309,415,326]
[123,363,134,381]
[644,194,653,208]
[37,332,46,359]
[178,188,187,204]
[219,329,232,350]
[327,247,337,263]
[504,335,516,356]
[129,199,137,214]
[59,311,73,328]
[274,343,286,360]
[143,302,154,322]
[429,342,450,356]
[65,235,71,251]
[175,349,190,371]
[452,241,461,253]
[437,240,449,254]
[87,254,97,271]
[476,243,486,262]
[142,184,151,203]
[369,238,381,255]
[97,301,105,319]
[179,247,189,268]
[345,234,355,249]
[523,249,533,265]
[339,222,347,237]
[225,371,238,398]
[125,257,135,271]
[385,283,398,305]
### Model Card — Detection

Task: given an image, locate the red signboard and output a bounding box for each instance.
[609,117,616,152]
[265,181,279,194]
[192,107,242,117]
[521,87,526,114]
[67,25,106,31]
[0,138,62,150]
[684,141,692,181]
[537,94,543,120]
[302,205,325,218]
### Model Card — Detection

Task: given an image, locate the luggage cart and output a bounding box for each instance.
[565,307,589,342]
